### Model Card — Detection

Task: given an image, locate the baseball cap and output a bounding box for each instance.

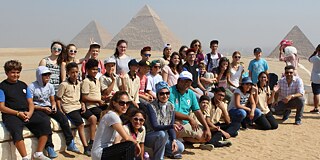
[179,71,193,81]
[89,42,101,48]
[150,60,160,67]
[128,59,139,67]
[139,60,150,67]
[241,77,253,85]
[253,47,262,53]
[164,43,171,49]
[185,48,196,55]
[104,58,116,64]
[38,66,51,75]
[141,46,151,52]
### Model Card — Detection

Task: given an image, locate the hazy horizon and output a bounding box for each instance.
[1,0,319,55]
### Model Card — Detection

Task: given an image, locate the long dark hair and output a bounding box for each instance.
[190,39,202,54]
[50,41,65,65]
[100,91,129,120]
[113,40,128,58]
[257,71,269,96]
[168,52,183,74]
[217,57,230,77]
[309,44,320,60]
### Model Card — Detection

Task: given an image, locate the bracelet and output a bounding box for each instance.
[16,111,19,117]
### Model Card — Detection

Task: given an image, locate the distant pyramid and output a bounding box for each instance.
[105,5,181,51]
[268,25,315,59]
[70,20,112,48]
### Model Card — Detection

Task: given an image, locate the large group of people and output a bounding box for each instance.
[0,38,318,160]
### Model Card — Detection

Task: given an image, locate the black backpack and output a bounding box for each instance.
[206,53,222,71]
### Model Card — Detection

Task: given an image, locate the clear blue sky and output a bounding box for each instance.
[0,0,319,54]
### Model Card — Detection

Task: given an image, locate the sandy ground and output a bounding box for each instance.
[0,48,319,160]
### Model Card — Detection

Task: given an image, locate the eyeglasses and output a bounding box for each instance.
[234,56,241,59]
[69,50,77,54]
[118,100,132,106]
[144,54,151,57]
[285,71,294,74]
[52,47,62,52]
[133,117,145,123]
[217,94,225,97]
[159,91,170,96]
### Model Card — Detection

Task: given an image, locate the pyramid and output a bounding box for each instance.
[268,25,315,59]
[105,5,181,51]
[70,20,112,48]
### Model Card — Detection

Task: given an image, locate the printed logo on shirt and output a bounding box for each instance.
[187,99,191,105]
[23,89,26,94]
[176,98,179,104]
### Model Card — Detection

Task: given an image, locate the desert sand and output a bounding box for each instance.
[0,48,319,160]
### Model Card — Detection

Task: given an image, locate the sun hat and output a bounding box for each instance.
[179,71,193,81]
[241,77,253,85]
[156,81,170,93]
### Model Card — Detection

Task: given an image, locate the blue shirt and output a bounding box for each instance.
[0,88,32,102]
[169,85,200,124]
[248,58,269,84]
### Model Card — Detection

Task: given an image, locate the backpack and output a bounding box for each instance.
[206,53,222,71]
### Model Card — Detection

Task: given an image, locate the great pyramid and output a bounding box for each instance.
[105,5,181,51]
[70,20,112,48]
[268,25,315,59]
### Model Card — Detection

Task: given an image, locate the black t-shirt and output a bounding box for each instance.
[0,80,29,111]
[183,62,199,88]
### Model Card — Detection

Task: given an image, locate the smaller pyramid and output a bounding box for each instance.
[70,20,112,48]
[268,25,315,59]
[105,5,181,51]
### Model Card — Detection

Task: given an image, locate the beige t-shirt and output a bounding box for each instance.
[257,86,271,114]
[205,102,228,124]
[123,73,140,104]
[99,74,122,96]
[81,77,102,109]
[56,80,82,114]
[123,125,146,143]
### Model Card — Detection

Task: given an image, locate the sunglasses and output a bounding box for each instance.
[194,44,200,47]
[118,100,132,106]
[159,91,170,96]
[133,117,145,123]
[52,47,62,52]
[144,54,151,57]
[234,56,241,59]
[69,50,77,53]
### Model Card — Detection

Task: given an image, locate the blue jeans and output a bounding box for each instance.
[145,131,168,160]
[164,139,184,157]
[229,108,262,130]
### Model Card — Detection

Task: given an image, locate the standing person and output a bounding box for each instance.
[248,47,269,84]
[183,48,213,99]
[190,39,204,64]
[81,43,106,79]
[91,91,140,160]
[29,66,80,158]
[215,57,232,103]
[227,77,265,130]
[0,60,52,160]
[308,44,320,113]
[255,72,278,130]
[140,46,152,62]
[39,41,64,94]
[227,51,244,92]
[159,43,172,69]
[111,39,132,75]
[146,60,163,99]
[162,52,183,87]
[145,81,185,159]
[178,45,188,64]
[204,40,223,73]
[60,44,90,81]
[279,39,299,69]
[273,65,305,125]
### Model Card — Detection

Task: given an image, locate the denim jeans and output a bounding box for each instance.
[228,108,262,131]
[274,97,305,122]
[145,131,168,160]
[164,139,184,157]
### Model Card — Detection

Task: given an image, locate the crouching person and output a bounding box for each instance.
[0,60,51,160]
[29,66,80,158]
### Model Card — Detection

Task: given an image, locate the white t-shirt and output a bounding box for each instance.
[309,55,320,84]
[228,88,250,111]
[229,65,244,90]
[204,52,223,72]
[146,73,163,96]
[91,110,122,160]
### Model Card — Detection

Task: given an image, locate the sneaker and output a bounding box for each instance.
[282,110,291,121]
[84,147,91,157]
[67,140,81,153]
[33,153,51,160]
[213,140,232,148]
[199,144,214,151]
[295,120,302,125]
[167,153,183,159]
[310,108,319,113]
[45,146,58,158]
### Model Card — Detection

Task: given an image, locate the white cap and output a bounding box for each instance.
[164,43,171,49]
[179,71,193,81]
[104,57,116,64]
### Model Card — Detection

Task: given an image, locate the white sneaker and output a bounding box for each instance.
[33,153,51,160]
[199,144,214,151]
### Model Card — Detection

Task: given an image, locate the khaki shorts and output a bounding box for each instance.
[176,123,203,139]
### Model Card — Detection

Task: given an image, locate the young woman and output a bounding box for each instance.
[60,44,90,81]
[91,91,140,160]
[227,77,265,130]
[215,57,232,103]
[190,39,204,64]
[255,72,278,130]
[309,44,320,113]
[145,81,184,159]
[162,52,183,87]
[39,41,64,94]
[159,44,172,69]
[178,45,188,64]
[227,51,244,92]
[111,40,132,75]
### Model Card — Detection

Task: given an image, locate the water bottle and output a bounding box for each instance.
[144,152,150,160]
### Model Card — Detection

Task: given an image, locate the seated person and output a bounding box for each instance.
[199,62,216,92]
[146,60,163,99]
[122,59,140,108]
[137,60,153,108]
[0,60,51,160]
[29,66,80,158]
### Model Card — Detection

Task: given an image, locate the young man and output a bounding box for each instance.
[0,60,51,160]
[248,47,269,84]
[169,71,212,149]
[204,40,223,74]
[137,60,153,107]
[56,62,95,156]
[146,60,163,99]
[81,42,106,79]
[123,59,140,108]
[273,65,305,125]
[140,46,152,62]
[29,66,80,158]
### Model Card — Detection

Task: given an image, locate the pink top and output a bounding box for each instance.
[162,65,179,87]
[137,72,147,95]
